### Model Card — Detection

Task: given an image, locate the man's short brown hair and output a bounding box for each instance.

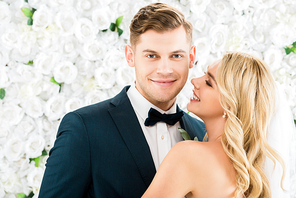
[129,3,193,46]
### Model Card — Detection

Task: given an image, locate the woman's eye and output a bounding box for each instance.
[205,80,212,87]
[147,54,156,58]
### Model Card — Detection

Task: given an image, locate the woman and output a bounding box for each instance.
[142,51,295,198]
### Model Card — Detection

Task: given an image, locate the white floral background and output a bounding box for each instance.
[0,0,295,197]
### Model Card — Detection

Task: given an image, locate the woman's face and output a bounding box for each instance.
[187,61,224,120]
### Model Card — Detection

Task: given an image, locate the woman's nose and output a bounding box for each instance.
[191,77,200,89]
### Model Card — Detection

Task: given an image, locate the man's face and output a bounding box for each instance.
[125,26,196,110]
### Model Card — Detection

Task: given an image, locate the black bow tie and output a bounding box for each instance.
[144,108,184,126]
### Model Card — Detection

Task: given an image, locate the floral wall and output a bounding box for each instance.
[0,0,295,197]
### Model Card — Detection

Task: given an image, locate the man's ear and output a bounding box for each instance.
[189,45,196,69]
[125,45,135,67]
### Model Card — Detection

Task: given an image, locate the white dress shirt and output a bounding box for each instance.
[127,84,183,170]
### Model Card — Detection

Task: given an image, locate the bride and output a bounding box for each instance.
[142,51,296,198]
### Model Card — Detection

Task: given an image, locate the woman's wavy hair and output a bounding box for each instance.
[129,3,193,47]
[216,52,285,197]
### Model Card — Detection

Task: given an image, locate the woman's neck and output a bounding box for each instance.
[203,117,226,142]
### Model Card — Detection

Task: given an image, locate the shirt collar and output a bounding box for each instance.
[127,84,177,120]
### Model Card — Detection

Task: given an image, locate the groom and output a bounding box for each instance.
[39,3,206,198]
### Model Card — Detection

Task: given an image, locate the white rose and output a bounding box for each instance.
[209,24,229,53]
[285,53,296,67]
[36,31,58,53]
[2,83,19,103]
[0,182,4,198]
[37,116,58,137]
[1,103,24,126]
[76,0,98,16]
[10,41,37,63]
[59,36,79,61]
[65,98,84,113]
[15,116,37,140]
[76,58,95,78]
[115,66,135,86]
[84,90,108,105]
[0,121,10,145]
[253,8,277,32]
[229,0,252,11]
[48,0,73,8]
[270,23,296,48]
[28,0,44,9]
[83,78,97,92]
[99,29,119,46]
[252,0,278,8]
[109,1,130,16]
[103,49,125,70]
[263,46,283,71]
[18,83,38,101]
[0,66,10,88]
[75,18,97,43]
[27,167,44,195]
[92,7,113,30]
[0,46,10,66]
[14,64,42,83]
[25,134,45,159]
[194,37,211,58]
[80,40,106,61]
[53,61,78,84]
[189,0,211,13]
[0,23,19,50]
[22,97,44,118]
[34,52,60,75]
[69,76,85,97]
[55,8,77,36]
[4,136,24,161]
[94,67,116,89]
[45,95,66,120]
[107,84,124,98]
[32,5,53,31]
[0,2,11,24]
[38,79,60,101]
[1,170,22,193]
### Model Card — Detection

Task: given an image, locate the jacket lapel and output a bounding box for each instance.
[108,86,156,187]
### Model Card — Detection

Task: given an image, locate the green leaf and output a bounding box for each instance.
[102,29,108,32]
[115,16,123,27]
[285,41,296,55]
[285,47,292,55]
[0,88,5,100]
[294,120,296,126]
[21,8,33,17]
[179,128,191,140]
[26,60,33,65]
[32,8,37,15]
[194,137,199,141]
[17,193,26,198]
[50,77,61,86]
[109,22,116,31]
[42,149,48,156]
[28,192,34,198]
[34,157,40,167]
[27,17,33,26]
[117,28,123,37]
[24,0,28,2]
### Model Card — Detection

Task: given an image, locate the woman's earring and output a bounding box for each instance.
[222,112,227,118]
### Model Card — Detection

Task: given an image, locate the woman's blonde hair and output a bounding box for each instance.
[216,52,285,197]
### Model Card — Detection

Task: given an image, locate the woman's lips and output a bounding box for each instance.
[191,90,200,102]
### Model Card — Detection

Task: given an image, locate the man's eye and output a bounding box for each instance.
[173,54,182,58]
[147,54,156,58]
[205,80,212,87]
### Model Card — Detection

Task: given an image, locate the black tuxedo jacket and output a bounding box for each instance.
[38,86,206,198]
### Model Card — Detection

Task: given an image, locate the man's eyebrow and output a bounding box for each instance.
[142,49,157,53]
[207,71,217,84]
[171,49,187,54]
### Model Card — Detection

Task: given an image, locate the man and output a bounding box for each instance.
[38,3,206,198]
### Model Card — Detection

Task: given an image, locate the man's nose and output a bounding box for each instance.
[156,58,173,74]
